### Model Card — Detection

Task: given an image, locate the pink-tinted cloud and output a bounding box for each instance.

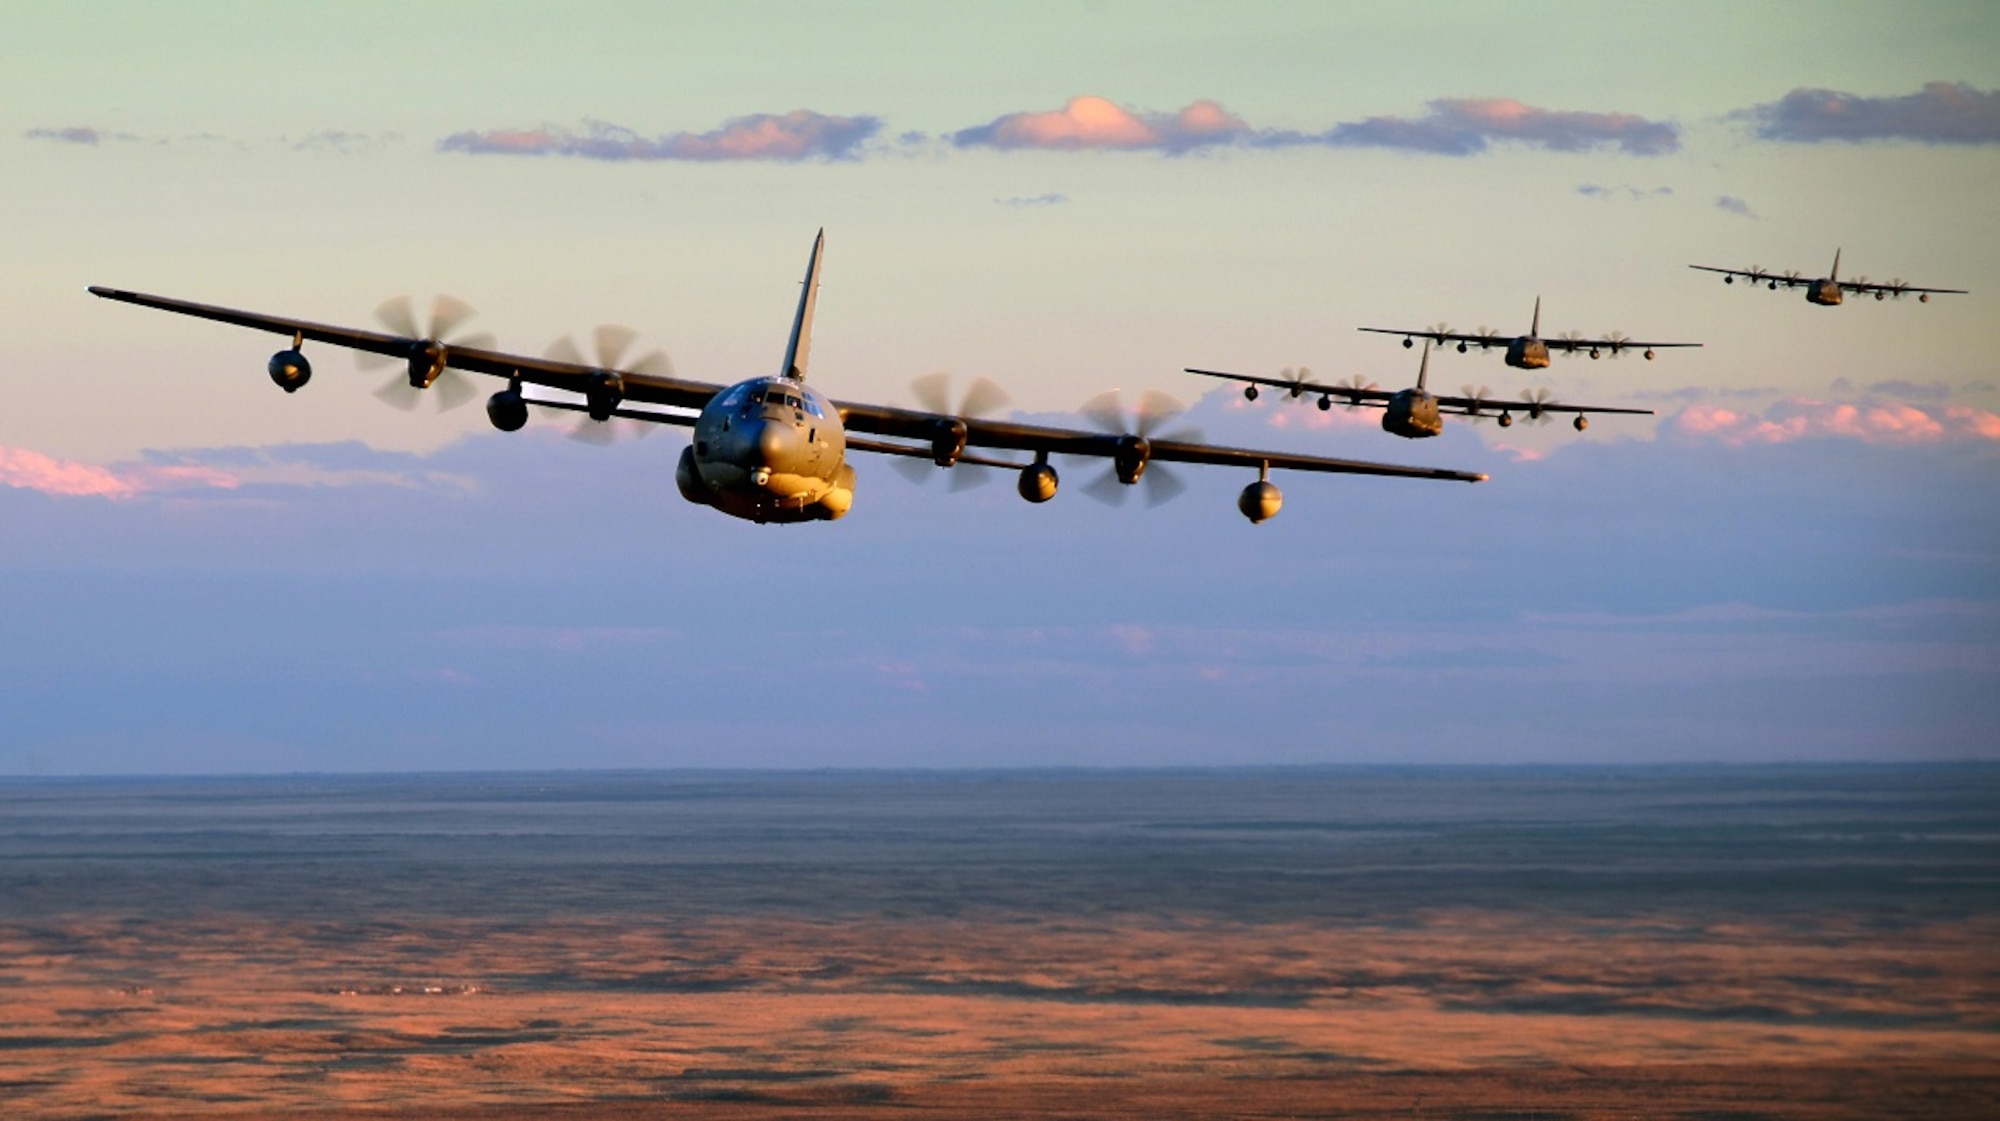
[951,96,1251,153]
[1742,81,2000,145]
[0,447,238,499]
[436,112,882,162]
[1293,98,1678,156]
[1666,399,2000,446]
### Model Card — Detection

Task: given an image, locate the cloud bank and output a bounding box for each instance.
[25,126,136,146]
[1296,98,1679,156]
[437,111,884,162]
[952,96,1251,153]
[1668,399,2000,446]
[1742,81,2000,145]
[0,445,235,498]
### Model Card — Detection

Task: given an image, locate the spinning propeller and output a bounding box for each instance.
[357,295,496,411]
[1460,384,1495,420]
[542,324,675,443]
[893,372,1013,489]
[1077,389,1203,507]
[1519,387,1561,423]
[1332,373,1379,406]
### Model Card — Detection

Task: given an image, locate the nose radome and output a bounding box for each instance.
[756,422,786,466]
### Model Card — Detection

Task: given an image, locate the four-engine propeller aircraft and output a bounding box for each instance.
[1688,250,1968,306]
[90,231,1485,526]
[1187,340,1652,437]
[1357,297,1701,369]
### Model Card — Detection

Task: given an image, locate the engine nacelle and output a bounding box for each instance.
[267,349,311,393]
[1113,435,1149,485]
[586,370,625,421]
[486,387,528,432]
[931,419,968,467]
[1238,480,1282,524]
[1017,461,1058,503]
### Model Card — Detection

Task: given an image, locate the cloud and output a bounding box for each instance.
[437,111,883,162]
[1715,195,1758,218]
[952,96,1251,153]
[1741,81,2000,145]
[1577,184,1673,201]
[1293,98,1679,156]
[292,130,400,154]
[1865,380,1952,403]
[25,126,136,146]
[0,446,237,499]
[1666,399,2000,446]
[996,193,1069,208]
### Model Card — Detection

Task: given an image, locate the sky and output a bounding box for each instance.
[2,1,1997,772]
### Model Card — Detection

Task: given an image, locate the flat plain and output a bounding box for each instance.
[2,766,1995,1118]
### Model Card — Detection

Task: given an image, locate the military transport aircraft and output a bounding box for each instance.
[1357,297,1701,369]
[90,231,1485,526]
[1187,340,1651,437]
[1688,250,1968,306]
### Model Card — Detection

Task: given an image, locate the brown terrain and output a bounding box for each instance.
[1,769,1995,1117]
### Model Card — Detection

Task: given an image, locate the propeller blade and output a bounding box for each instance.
[1131,389,1187,438]
[627,348,675,378]
[1082,467,1131,506]
[890,456,934,485]
[373,374,423,412]
[958,376,1011,420]
[374,295,419,339]
[1079,390,1127,435]
[543,336,589,367]
[947,463,993,492]
[592,324,639,369]
[428,294,477,341]
[910,371,953,414]
[1142,464,1187,506]
[432,369,479,412]
[356,349,399,372]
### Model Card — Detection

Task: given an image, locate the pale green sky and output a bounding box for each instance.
[4,0,1997,459]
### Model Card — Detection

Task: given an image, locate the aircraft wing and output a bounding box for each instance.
[1687,264,1809,289]
[1357,326,1509,350]
[834,401,1486,483]
[1428,392,1652,418]
[90,285,1485,486]
[1182,367,1394,407]
[87,286,726,410]
[1839,279,1969,297]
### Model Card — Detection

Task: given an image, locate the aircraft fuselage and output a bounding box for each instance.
[1807,278,1844,306]
[677,377,855,523]
[1505,336,1550,370]
[1383,389,1443,438]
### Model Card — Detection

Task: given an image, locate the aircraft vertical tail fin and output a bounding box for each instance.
[1416,340,1432,391]
[781,229,825,380]
[1830,248,1841,282]
[1530,296,1541,338]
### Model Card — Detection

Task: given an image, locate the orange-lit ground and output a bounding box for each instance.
[5,910,1995,1118]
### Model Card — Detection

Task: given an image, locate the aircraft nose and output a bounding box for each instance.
[756,422,786,466]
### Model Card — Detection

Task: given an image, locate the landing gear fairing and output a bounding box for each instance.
[90,232,1486,526]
